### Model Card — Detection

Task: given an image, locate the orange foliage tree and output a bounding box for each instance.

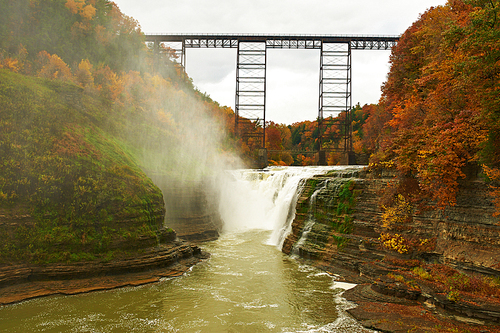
[35,51,74,81]
[374,0,499,211]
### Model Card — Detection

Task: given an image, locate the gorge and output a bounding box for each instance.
[1,165,499,332]
[1,1,500,332]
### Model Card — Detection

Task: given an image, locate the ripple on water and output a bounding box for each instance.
[0,230,374,333]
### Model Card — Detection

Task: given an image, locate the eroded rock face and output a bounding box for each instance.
[0,195,168,262]
[283,167,500,326]
[0,177,215,305]
[0,238,208,305]
[0,239,203,288]
[284,168,500,277]
[154,178,223,243]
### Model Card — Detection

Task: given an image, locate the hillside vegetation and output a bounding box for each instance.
[0,69,167,263]
[371,0,500,212]
[0,0,240,264]
[262,0,500,216]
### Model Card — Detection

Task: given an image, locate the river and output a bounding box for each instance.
[0,166,373,332]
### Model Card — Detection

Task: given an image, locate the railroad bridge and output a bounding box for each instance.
[145,34,399,166]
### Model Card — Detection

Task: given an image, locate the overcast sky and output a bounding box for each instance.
[114,0,448,125]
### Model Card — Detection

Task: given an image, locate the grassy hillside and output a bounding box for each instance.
[0,0,244,265]
[0,69,169,264]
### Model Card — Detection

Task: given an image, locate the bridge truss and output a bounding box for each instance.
[145,34,399,162]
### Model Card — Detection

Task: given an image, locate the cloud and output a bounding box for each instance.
[115,0,448,124]
[186,49,236,84]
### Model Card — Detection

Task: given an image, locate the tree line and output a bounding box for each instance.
[262,0,499,215]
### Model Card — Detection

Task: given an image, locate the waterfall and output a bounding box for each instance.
[290,179,330,256]
[217,166,363,249]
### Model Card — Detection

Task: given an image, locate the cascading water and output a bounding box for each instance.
[218,166,321,246]
[217,165,364,248]
[290,179,330,257]
[0,165,373,333]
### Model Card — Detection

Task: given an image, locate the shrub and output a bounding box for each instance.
[381,194,413,229]
[379,233,410,254]
[412,266,432,280]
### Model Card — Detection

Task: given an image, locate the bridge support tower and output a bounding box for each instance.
[235,41,267,149]
[145,34,398,166]
[318,42,352,158]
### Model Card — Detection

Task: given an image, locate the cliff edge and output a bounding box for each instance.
[0,70,209,305]
[283,167,500,332]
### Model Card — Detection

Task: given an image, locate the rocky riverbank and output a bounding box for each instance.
[283,166,500,332]
[0,173,220,307]
[0,237,208,306]
[153,177,223,243]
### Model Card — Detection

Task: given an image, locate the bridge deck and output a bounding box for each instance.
[145,33,399,50]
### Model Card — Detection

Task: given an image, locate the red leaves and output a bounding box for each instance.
[372,1,499,210]
[52,126,101,160]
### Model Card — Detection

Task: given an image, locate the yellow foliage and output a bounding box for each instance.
[379,233,409,254]
[2,58,20,72]
[381,194,413,228]
[81,4,96,20]
[484,165,500,218]
[149,74,169,89]
[75,59,94,88]
[36,51,74,82]
[368,160,395,170]
[108,75,124,101]
[65,0,81,14]
[65,0,95,20]
[157,111,175,126]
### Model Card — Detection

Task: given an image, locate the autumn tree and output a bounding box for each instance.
[35,51,74,81]
[359,103,391,159]
[373,0,499,210]
[0,0,148,74]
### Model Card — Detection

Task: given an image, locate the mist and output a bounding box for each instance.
[119,67,244,237]
[0,0,246,239]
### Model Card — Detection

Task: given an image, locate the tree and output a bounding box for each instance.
[35,51,74,81]
[373,0,499,210]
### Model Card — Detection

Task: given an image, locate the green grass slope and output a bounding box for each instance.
[0,69,169,264]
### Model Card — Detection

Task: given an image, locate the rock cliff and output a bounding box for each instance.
[282,167,500,331]
[0,183,215,306]
[0,70,215,306]
[0,237,207,306]
[153,177,223,243]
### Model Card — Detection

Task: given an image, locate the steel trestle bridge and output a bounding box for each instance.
[145,33,399,165]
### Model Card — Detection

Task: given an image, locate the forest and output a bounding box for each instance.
[262,0,500,216]
[0,0,499,263]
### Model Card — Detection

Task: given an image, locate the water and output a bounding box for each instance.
[291,179,331,256]
[0,166,371,332]
[218,166,362,248]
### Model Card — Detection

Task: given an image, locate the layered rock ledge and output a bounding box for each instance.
[155,178,223,243]
[0,239,208,306]
[283,167,500,332]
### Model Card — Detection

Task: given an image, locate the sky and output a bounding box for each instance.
[114,0,448,125]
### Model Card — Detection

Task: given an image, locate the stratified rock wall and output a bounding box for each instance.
[152,177,223,243]
[0,238,208,306]
[283,167,500,279]
[0,240,202,288]
[283,167,500,326]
